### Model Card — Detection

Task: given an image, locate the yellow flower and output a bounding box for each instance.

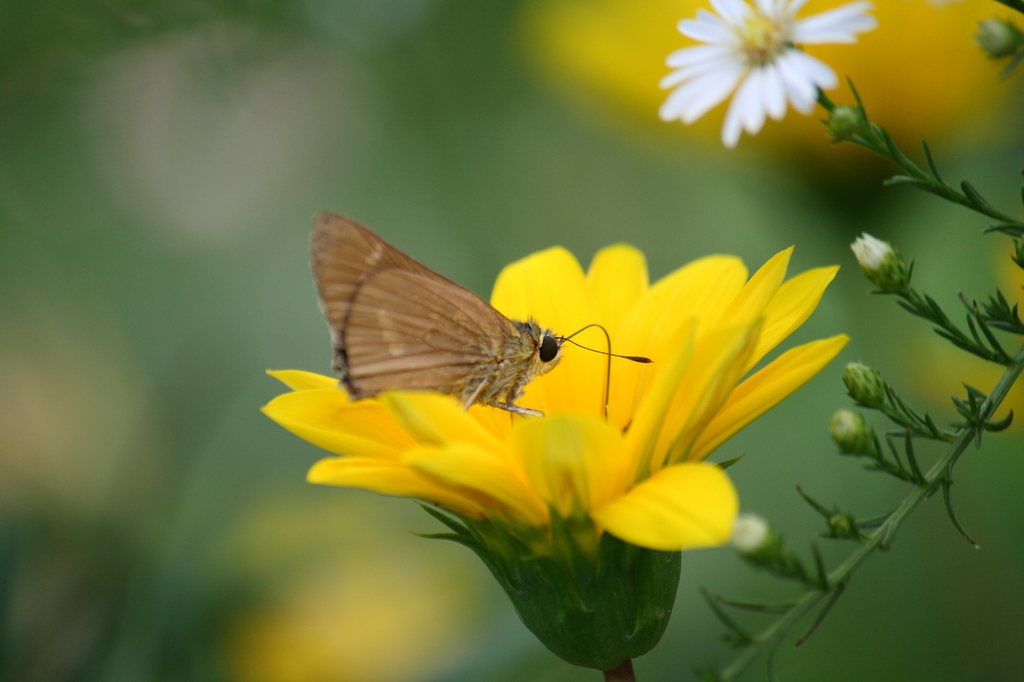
[263,244,847,552]
[519,0,1012,155]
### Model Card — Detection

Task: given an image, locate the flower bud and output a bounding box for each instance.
[732,513,771,554]
[827,105,866,141]
[975,18,1023,59]
[829,409,876,456]
[828,513,854,539]
[851,233,911,294]
[843,362,888,409]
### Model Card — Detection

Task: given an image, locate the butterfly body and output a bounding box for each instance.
[311,212,562,417]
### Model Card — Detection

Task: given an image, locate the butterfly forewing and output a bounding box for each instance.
[311,212,520,401]
[311,213,443,331]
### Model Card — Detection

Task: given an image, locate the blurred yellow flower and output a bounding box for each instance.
[264,244,847,551]
[520,0,1013,153]
[225,504,477,682]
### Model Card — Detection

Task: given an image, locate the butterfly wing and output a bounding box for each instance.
[311,212,518,401]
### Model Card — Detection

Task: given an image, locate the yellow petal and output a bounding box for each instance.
[746,266,839,372]
[379,391,508,459]
[262,390,414,459]
[690,334,850,461]
[307,457,484,518]
[267,369,340,392]
[622,319,697,482]
[586,244,648,338]
[512,414,628,517]
[405,445,548,525]
[654,255,748,336]
[490,246,605,417]
[717,247,792,328]
[591,463,738,551]
[610,255,748,427]
[465,402,515,443]
[655,320,760,467]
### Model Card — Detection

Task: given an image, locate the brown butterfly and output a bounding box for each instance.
[311,212,563,418]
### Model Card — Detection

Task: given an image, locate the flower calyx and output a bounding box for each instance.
[419,506,681,672]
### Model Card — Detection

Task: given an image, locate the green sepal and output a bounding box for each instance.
[419,506,681,671]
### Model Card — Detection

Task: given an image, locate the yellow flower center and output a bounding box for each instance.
[738,12,790,66]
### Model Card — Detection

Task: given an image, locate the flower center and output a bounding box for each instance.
[738,11,791,66]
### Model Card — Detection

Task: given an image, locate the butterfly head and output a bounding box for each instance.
[511,319,563,377]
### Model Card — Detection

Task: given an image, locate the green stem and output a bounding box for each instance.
[717,345,1024,681]
[604,659,636,682]
[869,144,1020,226]
[817,93,1023,230]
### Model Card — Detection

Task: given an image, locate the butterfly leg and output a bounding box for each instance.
[488,401,544,418]
[462,370,543,417]
[462,377,493,411]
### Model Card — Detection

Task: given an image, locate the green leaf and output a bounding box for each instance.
[795,485,831,518]
[713,597,796,614]
[810,543,829,590]
[701,587,754,647]
[921,139,942,182]
[417,503,472,537]
[884,175,928,187]
[412,531,479,549]
[983,221,1024,236]
[717,455,745,470]
[983,410,1014,432]
[903,432,925,481]
[961,180,993,212]
[942,480,980,549]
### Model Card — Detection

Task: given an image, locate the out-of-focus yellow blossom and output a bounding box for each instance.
[519,0,1014,154]
[226,530,475,682]
[264,243,847,551]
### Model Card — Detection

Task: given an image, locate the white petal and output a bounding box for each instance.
[679,12,736,43]
[759,64,788,120]
[793,2,877,43]
[720,80,751,146]
[720,96,744,147]
[660,60,745,123]
[720,72,766,147]
[738,70,768,133]
[775,50,818,113]
[666,43,734,69]
[753,0,778,19]
[710,0,752,26]
[660,69,690,90]
[661,46,735,89]
[660,60,730,90]
[787,50,839,89]
[787,0,812,15]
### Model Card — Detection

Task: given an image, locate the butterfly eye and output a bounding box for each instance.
[539,334,559,363]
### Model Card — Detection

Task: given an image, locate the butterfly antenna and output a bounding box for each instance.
[559,324,653,420]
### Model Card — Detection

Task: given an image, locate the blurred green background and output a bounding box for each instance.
[1,1,1023,680]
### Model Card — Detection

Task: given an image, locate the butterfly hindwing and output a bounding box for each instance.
[311,212,519,400]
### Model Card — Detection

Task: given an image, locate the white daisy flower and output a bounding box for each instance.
[659,0,877,148]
